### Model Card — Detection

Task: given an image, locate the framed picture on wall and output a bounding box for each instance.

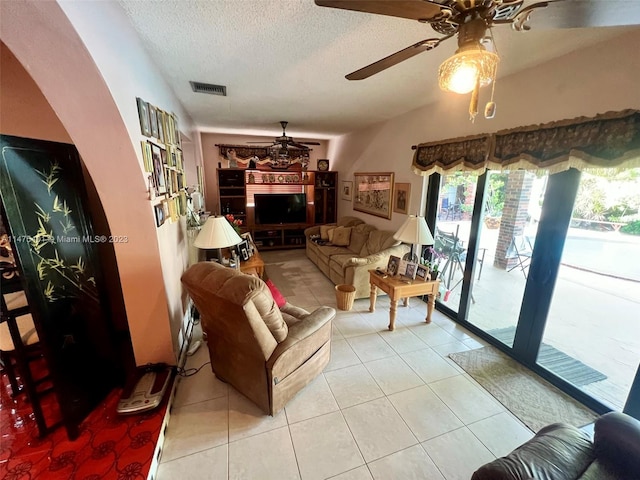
[136,97,151,137]
[353,172,394,219]
[341,180,353,201]
[149,104,159,139]
[393,183,411,215]
[151,144,167,195]
[154,202,165,227]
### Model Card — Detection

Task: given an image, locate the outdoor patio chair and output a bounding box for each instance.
[507,235,533,278]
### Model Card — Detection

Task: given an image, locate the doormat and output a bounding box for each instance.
[449,346,598,433]
[488,326,607,387]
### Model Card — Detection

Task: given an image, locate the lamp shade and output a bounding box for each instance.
[393,215,434,246]
[193,215,242,249]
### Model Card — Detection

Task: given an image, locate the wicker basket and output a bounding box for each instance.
[335,284,356,311]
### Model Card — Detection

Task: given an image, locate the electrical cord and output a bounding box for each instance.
[176,361,211,377]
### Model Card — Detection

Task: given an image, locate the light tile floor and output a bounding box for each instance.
[156,250,536,480]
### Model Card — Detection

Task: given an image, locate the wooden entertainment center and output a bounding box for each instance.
[217,168,337,250]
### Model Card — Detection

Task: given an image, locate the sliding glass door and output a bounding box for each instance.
[539,169,640,411]
[426,167,640,417]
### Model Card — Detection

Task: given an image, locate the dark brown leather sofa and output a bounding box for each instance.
[472,412,640,480]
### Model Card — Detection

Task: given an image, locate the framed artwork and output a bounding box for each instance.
[136,97,151,137]
[386,255,400,276]
[416,264,429,281]
[404,261,418,280]
[353,172,394,219]
[157,110,165,144]
[393,182,411,215]
[149,104,159,139]
[141,141,153,173]
[341,180,353,201]
[151,144,167,195]
[154,203,165,227]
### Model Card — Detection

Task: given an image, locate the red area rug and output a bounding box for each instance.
[0,362,169,480]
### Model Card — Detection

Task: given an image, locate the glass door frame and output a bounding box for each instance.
[425,169,640,418]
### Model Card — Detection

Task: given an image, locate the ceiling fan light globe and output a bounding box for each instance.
[438,49,499,95]
[444,63,478,94]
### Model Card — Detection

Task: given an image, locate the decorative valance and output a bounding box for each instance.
[412,109,640,176]
[216,144,271,161]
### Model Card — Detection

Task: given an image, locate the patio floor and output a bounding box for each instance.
[435,220,640,411]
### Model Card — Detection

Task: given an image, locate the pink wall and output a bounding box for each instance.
[200,132,329,214]
[1,2,174,365]
[0,44,72,143]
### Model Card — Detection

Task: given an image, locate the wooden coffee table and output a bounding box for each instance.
[240,249,265,278]
[368,269,440,331]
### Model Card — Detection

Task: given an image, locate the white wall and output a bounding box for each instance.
[331,29,640,233]
[59,1,206,360]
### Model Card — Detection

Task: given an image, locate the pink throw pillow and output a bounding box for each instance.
[265,279,286,308]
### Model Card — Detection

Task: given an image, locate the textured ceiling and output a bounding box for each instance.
[117,0,639,139]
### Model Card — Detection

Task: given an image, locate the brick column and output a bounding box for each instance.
[494,171,534,269]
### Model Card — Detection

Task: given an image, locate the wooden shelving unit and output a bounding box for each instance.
[216,169,337,250]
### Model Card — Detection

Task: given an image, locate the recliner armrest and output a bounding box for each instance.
[267,306,335,383]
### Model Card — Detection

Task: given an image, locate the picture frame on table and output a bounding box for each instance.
[240,232,256,255]
[404,261,418,280]
[416,264,429,281]
[353,172,394,219]
[386,255,400,276]
[235,239,250,261]
[393,182,411,215]
[341,180,353,201]
[136,97,151,137]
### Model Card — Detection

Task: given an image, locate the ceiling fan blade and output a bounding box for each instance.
[346,36,449,80]
[512,0,640,30]
[299,141,322,146]
[246,141,275,144]
[314,0,443,22]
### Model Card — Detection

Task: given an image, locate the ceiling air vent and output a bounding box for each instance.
[189,81,227,96]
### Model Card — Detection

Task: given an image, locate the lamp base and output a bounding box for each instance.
[402,252,419,264]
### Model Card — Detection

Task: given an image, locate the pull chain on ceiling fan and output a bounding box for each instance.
[314,0,640,121]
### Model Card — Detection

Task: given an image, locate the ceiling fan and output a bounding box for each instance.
[248,121,321,149]
[314,0,640,119]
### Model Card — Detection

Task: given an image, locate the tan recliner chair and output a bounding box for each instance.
[181,262,335,415]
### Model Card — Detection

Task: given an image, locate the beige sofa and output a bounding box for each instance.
[304,216,410,299]
[181,262,335,415]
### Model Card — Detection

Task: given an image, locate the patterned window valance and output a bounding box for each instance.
[412,109,640,176]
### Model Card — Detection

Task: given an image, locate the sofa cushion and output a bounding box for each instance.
[329,254,357,276]
[327,227,337,243]
[360,230,400,257]
[320,224,333,240]
[332,226,352,246]
[348,224,376,254]
[317,245,352,258]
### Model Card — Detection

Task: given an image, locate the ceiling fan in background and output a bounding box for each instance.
[247,121,321,169]
[248,121,321,149]
[315,0,640,120]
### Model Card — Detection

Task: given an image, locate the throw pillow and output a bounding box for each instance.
[332,226,352,246]
[265,279,286,308]
[320,225,333,240]
[327,227,337,243]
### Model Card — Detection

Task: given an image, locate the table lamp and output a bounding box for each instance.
[393,215,435,263]
[193,215,242,262]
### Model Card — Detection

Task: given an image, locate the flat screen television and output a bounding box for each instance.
[254,193,307,225]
